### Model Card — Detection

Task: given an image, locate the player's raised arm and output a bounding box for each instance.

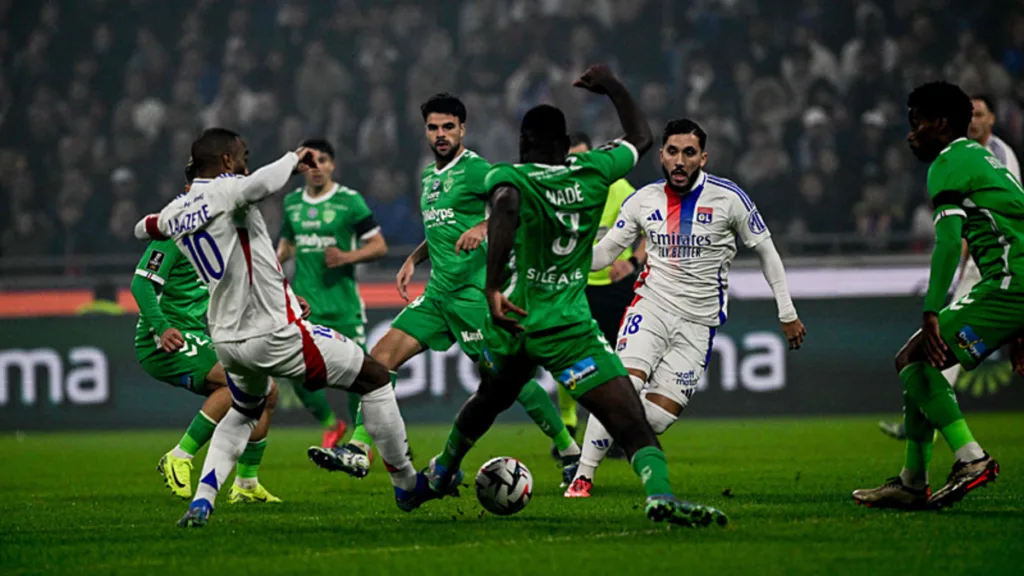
[573,65,653,157]
[485,184,527,332]
[591,195,641,271]
[233,148,313,206]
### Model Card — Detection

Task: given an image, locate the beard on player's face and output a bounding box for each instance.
[662,163,700,192]
[432,135,460,161]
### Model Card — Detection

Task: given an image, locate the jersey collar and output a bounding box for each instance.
[433,148,468,175]
[303,182,339,205]
[939,137,969,157]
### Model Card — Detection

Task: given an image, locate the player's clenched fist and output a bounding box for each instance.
[487,289,526,335]
[292,147,317,174]
[781,318,806,350]
[573,64,618,94]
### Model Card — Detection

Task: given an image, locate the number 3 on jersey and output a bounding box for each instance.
[182,231,225,283]
[553,211,580,255]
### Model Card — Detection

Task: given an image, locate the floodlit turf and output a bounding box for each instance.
[1,414,1022,576]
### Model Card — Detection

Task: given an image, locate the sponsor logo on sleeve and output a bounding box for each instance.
[146,250,166,272]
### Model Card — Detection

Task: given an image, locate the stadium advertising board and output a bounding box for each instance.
[2,297,1022,430]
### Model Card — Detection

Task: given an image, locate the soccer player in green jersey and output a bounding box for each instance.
[308,94,581,485]
[133,164,280,503]
[853,81,1015,510]
[416,66,726,527]
[277,138,387,456]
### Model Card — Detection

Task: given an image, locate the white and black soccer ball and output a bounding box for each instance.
[475,457,533,516]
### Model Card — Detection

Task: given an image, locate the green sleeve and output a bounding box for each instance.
[926,155,969,209]
[924,214,965,313]
[579,141,639,186]
[131,241,177,335]
[280,199,296,242]
[484,164,519,194]
[346,191,380,240]
[467,158,494,200]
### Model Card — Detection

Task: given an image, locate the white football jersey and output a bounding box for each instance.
[606,171,770,327]
[138,152,304,342]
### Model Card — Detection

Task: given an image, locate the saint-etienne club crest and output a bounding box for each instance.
[323,209,336,224]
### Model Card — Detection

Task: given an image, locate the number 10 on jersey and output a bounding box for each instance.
[182,231,225,283]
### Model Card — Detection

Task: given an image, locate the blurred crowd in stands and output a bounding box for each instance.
[1,0,1021,263]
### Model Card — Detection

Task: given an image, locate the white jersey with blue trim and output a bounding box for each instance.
[605,171,770,327]
[138,152,305,343]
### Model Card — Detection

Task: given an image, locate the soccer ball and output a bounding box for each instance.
[475,457,533,516]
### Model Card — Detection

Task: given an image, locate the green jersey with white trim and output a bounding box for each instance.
[483,141,639,333]
[133,239,209,349]
[419,149,492,295]
[281,183,379,327]
[929,138,1024,289]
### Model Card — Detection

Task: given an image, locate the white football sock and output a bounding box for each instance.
[192,408,257,507]
[576,413,612,481]
[359,385,416,491]
[899,467,928,490]
[941,364,961,387]
[233,476,258,490]
[954,441,985,463]
[558,441,581,459]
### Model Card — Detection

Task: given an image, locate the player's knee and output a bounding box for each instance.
[627,369,647,392]
[352,354,391,394]
[642,396,679,435]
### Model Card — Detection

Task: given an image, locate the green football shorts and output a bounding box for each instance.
[391,289,489,359]
[137,331,219,395]
[480,319,627,400]
[940,279,1024,371]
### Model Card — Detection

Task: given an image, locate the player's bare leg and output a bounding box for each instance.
[423,359,535,497]
[854,331,997,510]
[570,369,682,498]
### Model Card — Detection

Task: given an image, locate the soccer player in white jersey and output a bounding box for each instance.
[879,94,1022,440]
[565,119,807,497]
[135,128,444,527]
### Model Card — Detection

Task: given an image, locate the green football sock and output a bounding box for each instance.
[557,385,578,429]
[900,362,975,451]
[236,438,267,480]
[516,380,573,451]
[292,384,337,429]
[630,446,673,498]
[178,411,217,456]
[901,388,935,472]
[435,424,474,471]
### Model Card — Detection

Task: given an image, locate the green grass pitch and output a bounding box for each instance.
[1,414,1021,576]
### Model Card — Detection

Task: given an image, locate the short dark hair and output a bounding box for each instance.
[569,131,592,150]
[907,81,972,138]
[190,128,241,173]
[970,93,997,117]
[521,105,567,139]
[662,118,707,150]
[301,138,335,160]
[420,93,467,123]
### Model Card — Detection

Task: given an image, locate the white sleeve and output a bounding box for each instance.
[752,239,798,322]
[1007,147,1021,182]
[729,191,771,249]
[227,152,300,206]
[590,194,641,271]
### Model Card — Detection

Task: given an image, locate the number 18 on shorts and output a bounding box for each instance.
[615,297,716,409]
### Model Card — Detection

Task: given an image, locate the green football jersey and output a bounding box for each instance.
[929,138,1024,289]
[484,141,639,333]
[133,239,209,348]
[419,149,492,294]
[281,183,379,327]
